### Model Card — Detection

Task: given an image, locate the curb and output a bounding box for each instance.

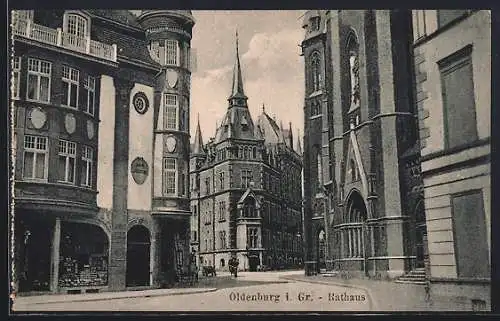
[14,288,218,305]
[280,275,378,311]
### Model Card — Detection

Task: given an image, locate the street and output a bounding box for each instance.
[12,271,372,312]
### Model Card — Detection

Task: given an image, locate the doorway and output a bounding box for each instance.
[126,225,150,287]
[248,255,259,272]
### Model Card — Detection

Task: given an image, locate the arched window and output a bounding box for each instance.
[252,147,257,159]
[311,52,322,92]
[317,150,323,188]
[346,31,360,110]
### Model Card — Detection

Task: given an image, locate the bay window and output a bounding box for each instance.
[23,135,48,180]
[27,58,51,103]
[58,139,76,184]
[62,65,79,108]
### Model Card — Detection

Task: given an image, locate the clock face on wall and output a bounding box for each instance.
[166,135,177,153]
[166,69,178,88]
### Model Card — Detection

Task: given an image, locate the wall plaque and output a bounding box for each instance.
[64,113,76,134]
[131,157,149,185]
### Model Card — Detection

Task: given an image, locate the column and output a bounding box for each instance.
[109,79,134,291]
[50,217,61,293]
[150,218,160,287]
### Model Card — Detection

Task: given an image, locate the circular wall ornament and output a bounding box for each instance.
[64,113,76,134]
[29,107,47,129]
[165,135,177,153]
[133,92,149,115]
[166,69,179,88]
[131,157,149,185]
[87,120,95,140]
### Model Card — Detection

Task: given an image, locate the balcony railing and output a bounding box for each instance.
[12,18,117,62]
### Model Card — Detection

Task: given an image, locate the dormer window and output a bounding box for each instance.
[63,12,90,38]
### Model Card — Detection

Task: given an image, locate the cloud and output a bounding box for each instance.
[190,27,304,145]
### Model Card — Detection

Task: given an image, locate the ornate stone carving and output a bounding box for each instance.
[114,79,135,110]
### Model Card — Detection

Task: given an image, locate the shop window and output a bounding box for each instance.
[58,140,77,184]
[439,45,478,149]
[27,58,51,103]
[162,158,177,195]
[83,76,95,115]
[23,135,48,180]
[61,65,79,108]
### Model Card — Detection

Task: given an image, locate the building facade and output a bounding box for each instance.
[412,10,491,308]
[301,10,424,279]
[11,9,195,294]
[190,36,303,271]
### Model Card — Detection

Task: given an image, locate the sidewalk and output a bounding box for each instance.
[280,274,474,311]
[12,287,217,306]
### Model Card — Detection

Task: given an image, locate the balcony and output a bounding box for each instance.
[12,18,117,63]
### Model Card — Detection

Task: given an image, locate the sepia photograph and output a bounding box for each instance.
[8,9,492,313]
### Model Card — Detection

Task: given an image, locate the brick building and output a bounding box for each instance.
[189,35,303,272]
[301,10,424,279]
[411,10,491,308]
[11,9,195,294]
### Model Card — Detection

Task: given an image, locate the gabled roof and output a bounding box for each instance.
[238,187,261,208]
[87,10,143,29]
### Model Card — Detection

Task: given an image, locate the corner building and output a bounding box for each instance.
[189,36,303,271]
[412,10,491,308]
[11,9,195,293]
[301,10,424,279]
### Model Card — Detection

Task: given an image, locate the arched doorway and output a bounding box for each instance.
[414,200,427,269]
[126,225,150,287]
[317,229,326,270]
[345,190,368,275]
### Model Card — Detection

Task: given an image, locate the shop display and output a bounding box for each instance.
[58,255,108,287]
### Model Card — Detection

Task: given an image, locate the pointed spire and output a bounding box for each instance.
[193,114,205,155]
[262,103,265,113]
[289,122,294,149]
[229,29,247,100]
[296,129,302,155]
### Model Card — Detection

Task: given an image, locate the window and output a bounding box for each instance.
[437,10,468,28]
[83,76,95,115]
[311,17,320,31]
[243,146,248,159]
[164,94,178,130]
[192,230,197,242]
[248,228,258,248]
[23,135,48,180]
[81,145,93,187]
[219,201,226,221]
[163,158,176,195]
[219,172,225,190]
[439,46,477,149]
[62,66,79,108]
[204,211,212,225]
[205,177,211,194]
[311,52,321,92]
[58,140,76,184]
[166,40,178,66]
[347,33,360,110]
[252,147,257,159]
[350,159,356,182]
[12,57,21,99]
[66,14,87,37]
[219,231,227,249]
[241,169,252,188]
[413,10,427,39]
[27,58,51,103]
[452,190,489,278]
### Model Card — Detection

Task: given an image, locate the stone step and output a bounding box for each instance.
[395,279,426,285]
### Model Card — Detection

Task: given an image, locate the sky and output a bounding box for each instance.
[189,11,306,147]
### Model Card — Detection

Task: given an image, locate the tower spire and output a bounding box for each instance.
[229,29,247,101]
[193,114,205,155]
